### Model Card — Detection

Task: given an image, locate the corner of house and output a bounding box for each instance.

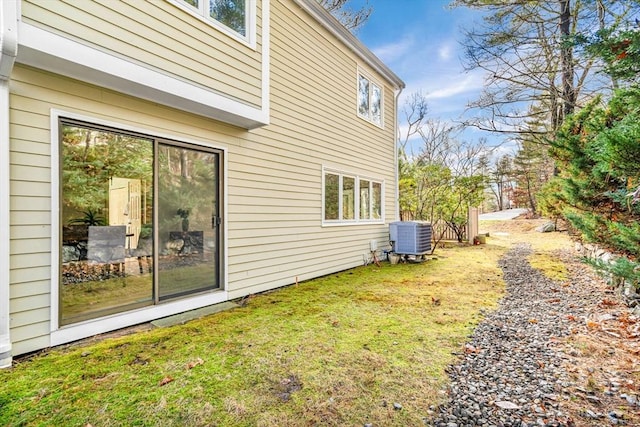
[0,0,18,368]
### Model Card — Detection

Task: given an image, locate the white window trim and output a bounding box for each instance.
[356,69,384,128]
[322,167,385,226]
[168,0,257,49]
[49,109,229,347]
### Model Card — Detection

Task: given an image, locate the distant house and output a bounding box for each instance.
[0,0,404,367]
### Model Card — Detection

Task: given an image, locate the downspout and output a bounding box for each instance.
[393,86,403,222]
[0,0,18,369]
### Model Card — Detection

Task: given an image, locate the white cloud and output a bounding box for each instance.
[395,70,486,119]
[424,72,484,100]
[372,36,414,63]
[438,43,453,61]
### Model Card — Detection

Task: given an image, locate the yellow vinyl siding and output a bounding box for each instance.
[268,4,395,168]
[225,1,397,294]
[21,0,263,107]
[8,0,398,355]
[10,238,50,255]
[10,327,50,357]
[10,266,51,286]
[10,280,50,299]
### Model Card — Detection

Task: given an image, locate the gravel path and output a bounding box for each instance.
[431,243,599,427]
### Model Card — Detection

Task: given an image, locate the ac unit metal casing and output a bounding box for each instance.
[389,221,432,255]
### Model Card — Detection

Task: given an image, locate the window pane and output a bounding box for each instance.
[343,176,355,220]
[158,146,220,300]
[209,0,246,36]
[324,173,339,220]
[359,179,370,219]
[358,75,370,118]
[371,84,382,125]
[60,124,154,325]
[372,181,382,220]
[181,0,199,7]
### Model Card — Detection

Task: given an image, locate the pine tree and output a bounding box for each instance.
[547,87,640,287]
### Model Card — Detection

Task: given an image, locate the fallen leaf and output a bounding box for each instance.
[464,344,481,354]
[567,315,577,322]
[529,318,538,324]
[159,376,174,386]
[600,298,617,307]
[186,358,204,370]
[586,320,600,329]
[618,312,636,325]
[547,298,561,303]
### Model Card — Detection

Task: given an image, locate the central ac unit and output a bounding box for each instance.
[389,221,432,255]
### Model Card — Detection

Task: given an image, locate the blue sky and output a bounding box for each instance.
[352,1,507,153]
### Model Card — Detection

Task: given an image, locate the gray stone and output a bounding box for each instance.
[62,245,80,262]
[429,243,624,427]
[535,222,555,233]
[495,401,520,410]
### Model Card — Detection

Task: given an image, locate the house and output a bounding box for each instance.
[0,0,404,367]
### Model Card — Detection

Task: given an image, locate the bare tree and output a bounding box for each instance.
[319,0,372,32]
[453,0,639,144]
[398,91,429,160]
[398,94,489,246]
[489,154,514,211]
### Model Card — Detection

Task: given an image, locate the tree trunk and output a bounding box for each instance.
[560,0,575,121]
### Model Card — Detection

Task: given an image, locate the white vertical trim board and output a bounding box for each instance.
[261,0,270,118]
[393,87,402,221]
[0,80,12,368]
[0,0,19,369]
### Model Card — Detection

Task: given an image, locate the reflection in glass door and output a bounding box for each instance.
[59,120,223,325]
[157,144,220,300]
[59,123,154,325]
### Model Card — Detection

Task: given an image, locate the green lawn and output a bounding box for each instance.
[1,237,514,427]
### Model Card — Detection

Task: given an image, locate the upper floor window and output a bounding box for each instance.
[357,73,383,127]
[174,0,254,45]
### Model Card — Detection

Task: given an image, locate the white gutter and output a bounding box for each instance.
[0,0,18,369]
[0,0,17,78]
[394,87,403,221]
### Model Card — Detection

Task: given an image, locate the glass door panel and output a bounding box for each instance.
[60,124,154,325]
[157,144,220,300]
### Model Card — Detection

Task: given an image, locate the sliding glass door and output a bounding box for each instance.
[59,120,222,325]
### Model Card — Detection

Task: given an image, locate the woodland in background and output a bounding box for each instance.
[396,0,639,286]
